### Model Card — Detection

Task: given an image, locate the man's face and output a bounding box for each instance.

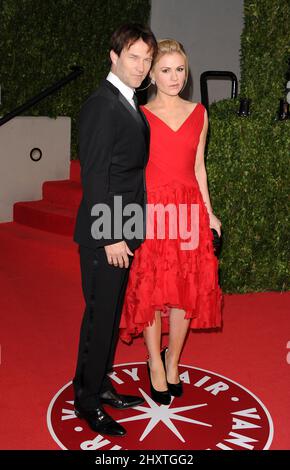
[110,38,153,89]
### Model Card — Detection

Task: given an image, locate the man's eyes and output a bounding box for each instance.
[129,56,152,62]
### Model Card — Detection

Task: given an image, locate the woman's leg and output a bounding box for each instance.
[143,310,167,391]
[166,308,190,383]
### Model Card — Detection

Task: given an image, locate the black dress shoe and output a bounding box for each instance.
[147,362,171,405]
[100,389,144,409]
[74,402,126,437]
[161,348,183,397]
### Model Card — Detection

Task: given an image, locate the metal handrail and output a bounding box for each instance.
[0,65,84,127]
[200,70,238,112]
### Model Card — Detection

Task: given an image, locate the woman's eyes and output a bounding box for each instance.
[161,68,185,73]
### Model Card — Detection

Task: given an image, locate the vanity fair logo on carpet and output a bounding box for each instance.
[47,363,273,450]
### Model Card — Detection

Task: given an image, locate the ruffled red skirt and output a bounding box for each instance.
[120,180,223,343]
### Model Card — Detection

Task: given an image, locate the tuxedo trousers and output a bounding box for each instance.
[73,244,132,408]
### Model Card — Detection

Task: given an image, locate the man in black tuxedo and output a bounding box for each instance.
[73,24,157,437]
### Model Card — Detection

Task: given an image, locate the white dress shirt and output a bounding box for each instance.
[106,71,137,110]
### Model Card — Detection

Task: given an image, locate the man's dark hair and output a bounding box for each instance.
[110,23,158,58]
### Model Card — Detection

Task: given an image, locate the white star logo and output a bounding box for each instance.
[62,389,212,443]
[117,388,212,442]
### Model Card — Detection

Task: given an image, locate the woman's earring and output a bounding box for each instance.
[151,79,156,85]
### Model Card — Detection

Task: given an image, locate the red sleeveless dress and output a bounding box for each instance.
[120,103,223,343]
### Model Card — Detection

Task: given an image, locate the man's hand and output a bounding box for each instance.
[104,241,134,268]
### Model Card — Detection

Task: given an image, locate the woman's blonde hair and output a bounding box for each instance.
[152,39,189,87]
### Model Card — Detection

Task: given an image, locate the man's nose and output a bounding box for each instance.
[136,60,145,73]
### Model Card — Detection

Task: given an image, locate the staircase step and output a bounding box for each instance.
[70,159,81,182]
[42,180,82,209]
[0,222,79,273]
[14,200,77,236]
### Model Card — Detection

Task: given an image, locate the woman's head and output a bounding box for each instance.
[150,39,189,96]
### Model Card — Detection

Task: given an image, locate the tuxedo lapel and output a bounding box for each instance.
[117,93,143,127]
[100,79,150,165]
[139,107,150,162]
[117,93,149,165]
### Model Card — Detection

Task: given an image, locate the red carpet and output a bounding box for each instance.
[0,162,289,449]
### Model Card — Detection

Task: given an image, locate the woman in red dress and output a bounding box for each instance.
[120,39,223,404]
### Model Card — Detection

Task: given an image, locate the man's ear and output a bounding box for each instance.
[110,49,118,66]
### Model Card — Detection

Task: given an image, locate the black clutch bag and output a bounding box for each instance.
[211,228,222,258]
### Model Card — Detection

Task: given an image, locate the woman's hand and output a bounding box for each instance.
[208,212,222,237]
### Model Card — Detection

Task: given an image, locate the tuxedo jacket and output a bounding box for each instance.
[74,79,150,251]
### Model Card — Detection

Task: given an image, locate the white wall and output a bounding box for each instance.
[0,117,71,221]
[150,0,244,103]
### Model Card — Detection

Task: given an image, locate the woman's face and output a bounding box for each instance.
[151,52,186,96]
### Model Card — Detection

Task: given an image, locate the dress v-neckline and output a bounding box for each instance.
[142,103,200,133]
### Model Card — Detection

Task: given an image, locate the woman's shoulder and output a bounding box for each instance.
[141,100,206,115]
[182,99,204,112]
[141,102,156,112]
[142,100,200,111]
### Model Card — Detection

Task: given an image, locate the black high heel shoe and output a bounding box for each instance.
[161,348,183,397]
[147,362,171,405]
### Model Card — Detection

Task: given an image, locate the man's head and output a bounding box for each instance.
[110,23,157,89]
